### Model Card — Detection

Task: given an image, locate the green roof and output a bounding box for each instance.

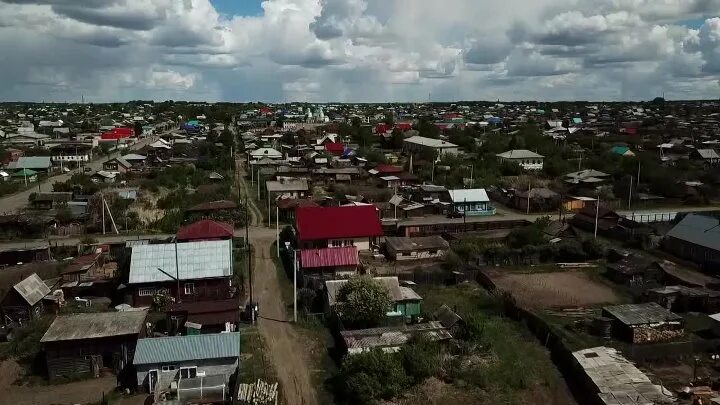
[13,168,38,177]
[610,146,631,155]
[133,332,240,365]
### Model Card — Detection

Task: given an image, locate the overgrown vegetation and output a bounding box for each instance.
[336,277,392,329]
[332,284,571,404]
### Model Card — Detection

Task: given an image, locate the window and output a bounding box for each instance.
[161,365,177,372]
[184,283,195,295]
[138,288,155,297]
[179,367,197,379]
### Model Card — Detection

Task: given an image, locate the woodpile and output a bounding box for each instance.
[237,379,279,405]
[632,325,684,344]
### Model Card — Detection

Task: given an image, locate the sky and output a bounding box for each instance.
[0,0,719,103]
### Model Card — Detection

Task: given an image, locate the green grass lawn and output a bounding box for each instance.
[239,327,278,383]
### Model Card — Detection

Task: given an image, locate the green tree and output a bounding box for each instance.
[337,277,392,328]
[133,122,143,136]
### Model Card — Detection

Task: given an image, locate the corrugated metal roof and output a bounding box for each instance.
[341,321,452,352]
[7,156,52,170]
[13,273,51,306]
[665,214,720,252]
[300,247,358,269]
[403,136,458,149]
[41,310,147,342]
[448,189,489,203]
[573,347,675,404]
[133,332,240,365]
[603,302,682,326]
[325,276,411,307]
[496,149,544,159]
[129,240,232,284]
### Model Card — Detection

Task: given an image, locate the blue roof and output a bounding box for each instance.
[133,332,241,365]
[610,146,630,155]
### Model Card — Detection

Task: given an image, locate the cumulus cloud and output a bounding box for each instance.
[0,0,718,102]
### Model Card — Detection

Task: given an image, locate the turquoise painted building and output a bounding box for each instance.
[448,189,496,216]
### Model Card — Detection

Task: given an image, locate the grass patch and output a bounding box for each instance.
[270,242,295,316]
[293,320,337,405]
[239,327,279,383]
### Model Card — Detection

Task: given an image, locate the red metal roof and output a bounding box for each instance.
[375,164,403,174]
[300,247,358,269]
[395,122,413,131]
[374,123,390,134]
[324,142,345,155]
[177,219,234,241]
[295,205,383,241]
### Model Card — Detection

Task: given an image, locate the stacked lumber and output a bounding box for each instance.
[237,379,279,404]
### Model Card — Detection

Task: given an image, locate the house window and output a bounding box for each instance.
[184,283,195,295]
[179,367,197,379]
[138,288,155,297]
[161,365,177,372]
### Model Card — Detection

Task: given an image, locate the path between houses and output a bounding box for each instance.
[236,157,318,405]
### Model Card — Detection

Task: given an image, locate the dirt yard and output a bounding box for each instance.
[484,269,621,309]
[0,359,119,405]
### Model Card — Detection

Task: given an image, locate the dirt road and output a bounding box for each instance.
[236,158,318,405]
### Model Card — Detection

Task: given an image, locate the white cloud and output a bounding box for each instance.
[0,0,717,102]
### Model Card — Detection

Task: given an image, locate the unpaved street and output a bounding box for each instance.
[236,158,318,405]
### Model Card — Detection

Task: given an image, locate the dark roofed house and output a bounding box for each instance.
[602,303,683,344]
[384,235,449,261]
[1,273,51,325]
[41,310,148,381]
[663,214,720,269]
[30,192,73,210]
[511,187,560,213]
[186,200,238,213]
[295,205,383,251]
[166,298,240,335]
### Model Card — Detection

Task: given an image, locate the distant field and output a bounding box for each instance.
[483,268,621,309]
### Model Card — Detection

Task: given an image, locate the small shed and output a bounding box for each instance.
[341,321,452,355]
[41,310,148,380]
[602,303,683,344]
[0,273,51,325]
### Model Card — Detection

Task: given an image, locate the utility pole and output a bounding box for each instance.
[293,248,297,322]
[628,176,633,210]
[594,194,600,239]
[102,193,106,235]
[276,205,279,257]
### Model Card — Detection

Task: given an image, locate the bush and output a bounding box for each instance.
[338,349,410,404]
[400,336,441,382]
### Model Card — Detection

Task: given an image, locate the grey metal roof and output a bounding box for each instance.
[385,236,449,252]
[573,347,675,404]
[129,240,232,284]
[133,332,240,365]
[448,188,490,203]
[603,302,682,326]
[266,179,309,193]
[695,149,720,159]
[496,149,544,159]
[7,156,52,170]
[41,310,148,342]
[13,273,51,306]
[403,136,458,149]
[341,321,452,351]
[665,214,720,252]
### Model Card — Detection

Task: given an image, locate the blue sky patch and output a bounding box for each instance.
[676,18,708,29]
[210,0,264,17]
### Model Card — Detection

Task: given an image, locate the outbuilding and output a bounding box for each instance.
[384,235,449,261]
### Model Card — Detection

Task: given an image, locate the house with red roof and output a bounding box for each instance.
[324,142,345,156]
[295,205,383,251]
[177,219,234,242]
[299,246,359,278]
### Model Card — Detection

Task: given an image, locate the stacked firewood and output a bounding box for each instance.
[237,379,279,404]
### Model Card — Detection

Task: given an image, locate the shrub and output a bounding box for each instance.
[338,349,410,404]
[400,336,441,382]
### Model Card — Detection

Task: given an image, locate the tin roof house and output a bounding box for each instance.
[0,273,51,325]
[128,240,233,306]
[133,332,240,397]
